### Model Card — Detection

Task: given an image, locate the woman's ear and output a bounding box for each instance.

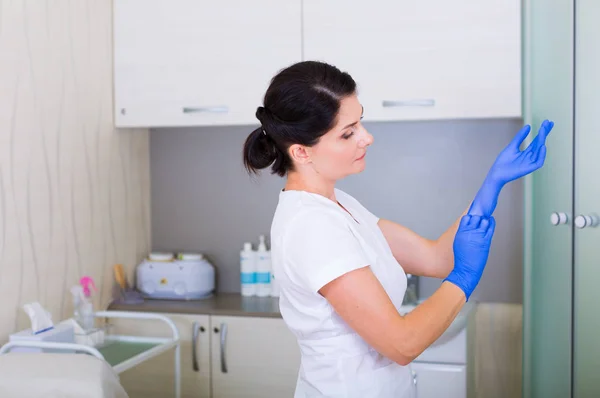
[289,144,312,165]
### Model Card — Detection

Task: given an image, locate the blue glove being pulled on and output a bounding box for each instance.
[468,120,554,217]
[445,215,496,301]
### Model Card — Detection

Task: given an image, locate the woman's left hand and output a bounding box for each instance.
[467,119,554,217]
[488,119,554,185]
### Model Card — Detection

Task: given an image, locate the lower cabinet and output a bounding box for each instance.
[111,313,301,398]
[111,312,467,398]
[411,362,466,398]
[210,315,300,398]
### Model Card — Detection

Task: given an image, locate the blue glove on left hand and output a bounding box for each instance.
[488,119,554,184]
[468,120,554,217]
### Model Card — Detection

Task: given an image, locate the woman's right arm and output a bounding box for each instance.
[319,215,495,366]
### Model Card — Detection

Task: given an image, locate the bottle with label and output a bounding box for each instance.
[255,235,272,297]
[240,242,257,296]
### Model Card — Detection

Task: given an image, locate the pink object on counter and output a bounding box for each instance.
[80,276,97,298]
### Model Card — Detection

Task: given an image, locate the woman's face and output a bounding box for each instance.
[305,94,374,180]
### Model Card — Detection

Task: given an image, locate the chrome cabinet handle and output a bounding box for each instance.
[575,214,599,229]
[182,106,228,114]
[214,323,228,373]
[192,322,205,372]
[382,99,435,107]
[412,368,418,398]
[550,212,569,226]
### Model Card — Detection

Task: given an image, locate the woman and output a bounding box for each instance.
[243,61,552,398]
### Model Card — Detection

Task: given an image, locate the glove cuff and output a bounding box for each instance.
[444,271,473,301]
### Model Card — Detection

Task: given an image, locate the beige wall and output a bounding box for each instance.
[0,0,150,341]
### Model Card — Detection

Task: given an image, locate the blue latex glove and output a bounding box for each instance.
[468,120,554,217]
[444,215,496,301]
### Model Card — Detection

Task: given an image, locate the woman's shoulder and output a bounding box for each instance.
[275,190,345,222]
[272,191,349,235]
[335,188,369,210]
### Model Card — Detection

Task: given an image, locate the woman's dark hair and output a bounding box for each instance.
[243,61,357,177]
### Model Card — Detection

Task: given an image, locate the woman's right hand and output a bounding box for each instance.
[444,215,496,301]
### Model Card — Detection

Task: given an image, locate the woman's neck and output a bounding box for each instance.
[284,172,336,202]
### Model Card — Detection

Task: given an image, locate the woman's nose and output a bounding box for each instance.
[359,130,374,147]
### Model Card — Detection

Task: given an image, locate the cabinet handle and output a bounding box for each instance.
[192,322,205,372]
[182,106,228,114]
[382,99,435,107]
[411,368,418,398]
[214,323,228,373]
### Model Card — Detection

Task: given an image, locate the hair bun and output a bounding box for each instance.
[255,106,266,123]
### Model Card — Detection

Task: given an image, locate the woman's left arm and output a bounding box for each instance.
[380,119,554,279]
[378,207,467,279]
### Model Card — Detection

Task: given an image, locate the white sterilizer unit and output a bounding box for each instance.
[136,252,215,300]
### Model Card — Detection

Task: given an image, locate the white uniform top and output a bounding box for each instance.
[271,188,415,398]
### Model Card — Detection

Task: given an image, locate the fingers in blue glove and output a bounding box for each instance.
[526,119,554,155]
[445,215,496,301]
[510,124,532,150]
[509,119,554,153]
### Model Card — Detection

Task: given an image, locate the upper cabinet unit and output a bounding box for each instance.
[113,0,302,127]
[302,0,522,122]
[113,0,521,128]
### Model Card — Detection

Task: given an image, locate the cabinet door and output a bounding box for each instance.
[522,1,575,397]
[411,362,466,398]
[111,314,211,398]
[210,315,300,398]
[303,0,521,121]
[114,0,301,127]
[574,1,600,397]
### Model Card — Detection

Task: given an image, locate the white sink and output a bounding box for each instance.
[399,300,476,347]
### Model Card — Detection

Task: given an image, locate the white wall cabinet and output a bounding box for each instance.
[303,0,521,122]
[113,0,302,128]
[111,313,301,398]
[113,0,521,128]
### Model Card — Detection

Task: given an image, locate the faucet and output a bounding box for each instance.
[403,274,419,305]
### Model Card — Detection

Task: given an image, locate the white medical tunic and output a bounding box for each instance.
[270,188,415,398]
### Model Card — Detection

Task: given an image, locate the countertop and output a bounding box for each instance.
[107,293,282,318]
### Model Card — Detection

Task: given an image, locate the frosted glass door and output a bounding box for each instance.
[523,1,574,397]
[573,1,600,396]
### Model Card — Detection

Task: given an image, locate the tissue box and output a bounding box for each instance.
[9,320,75,353]
[75,327,106,347]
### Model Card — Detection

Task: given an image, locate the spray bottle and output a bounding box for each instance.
[78,276,97,330]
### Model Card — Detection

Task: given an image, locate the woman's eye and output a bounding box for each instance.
[342,130,355,140]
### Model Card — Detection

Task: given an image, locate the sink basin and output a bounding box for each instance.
[399,300,476,347]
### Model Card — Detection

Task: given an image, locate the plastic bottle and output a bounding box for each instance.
[240,242,257,296]
[79,276,97,330]
[255,235,272,297]
[70,285,84,326]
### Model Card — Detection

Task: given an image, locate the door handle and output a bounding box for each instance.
[575,214,599,229]
[214,323,228,373]
[192,322,205,372]
[550,212,569,226]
